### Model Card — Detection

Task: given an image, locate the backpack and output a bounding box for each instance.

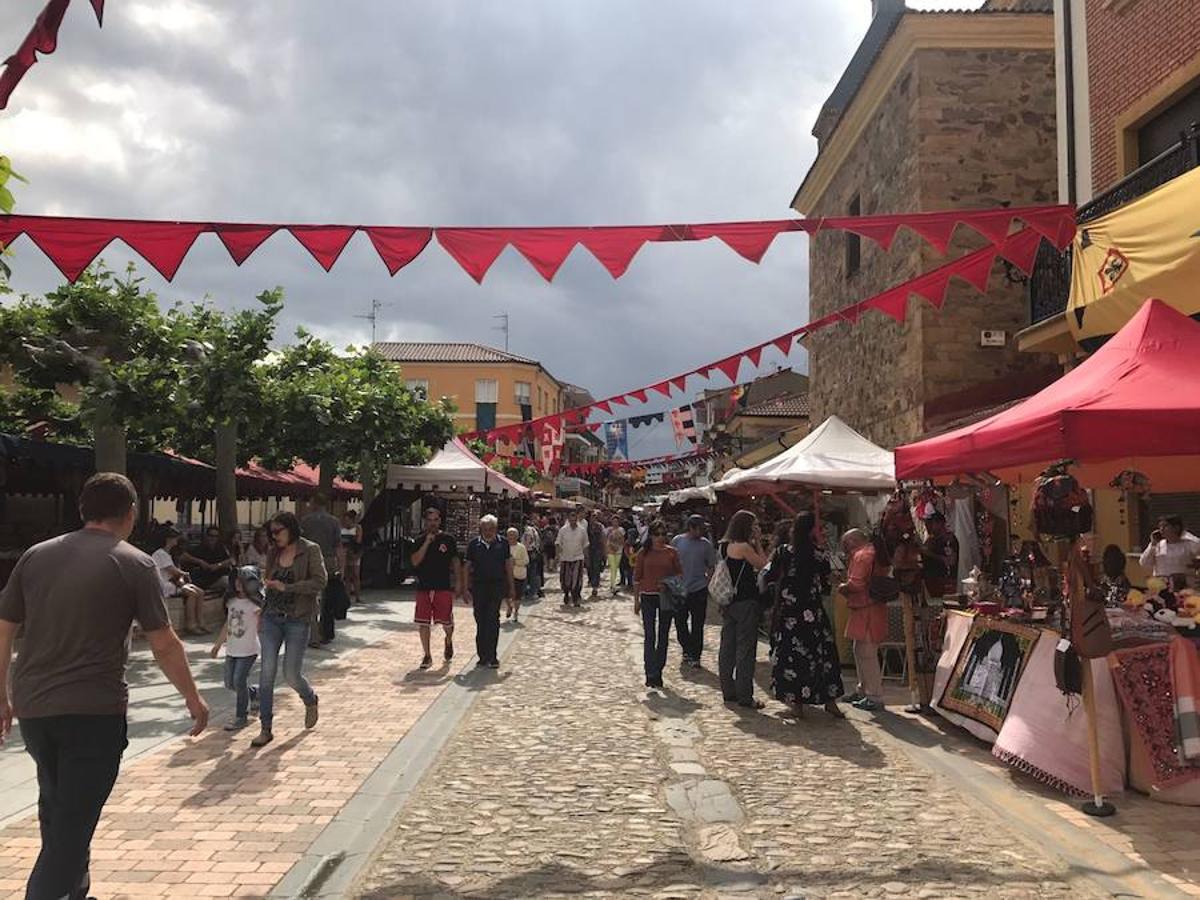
[1032,460,1093,539]
[709,555,735,606]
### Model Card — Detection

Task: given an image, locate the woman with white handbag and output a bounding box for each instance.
[712,510,769,710]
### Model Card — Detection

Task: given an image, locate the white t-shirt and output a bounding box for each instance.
[556,523,589,563]
[1140,533,1200,577]
[151,548,178,597]
[223,596,261,658]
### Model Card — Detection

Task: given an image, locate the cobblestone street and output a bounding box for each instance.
[356,588,1098,899]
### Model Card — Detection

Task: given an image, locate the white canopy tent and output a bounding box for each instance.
[713,416,896,495]
[386,437,530,497]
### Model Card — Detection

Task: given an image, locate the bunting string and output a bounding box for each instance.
[468,225,1051,443]
[0,0,105,111]
[0,204,1074,284]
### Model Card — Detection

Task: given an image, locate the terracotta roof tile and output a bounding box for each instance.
[371,342,540,365]
[738,393,811,419]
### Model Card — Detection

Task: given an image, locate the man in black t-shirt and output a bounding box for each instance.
[180,526,235,595]
[408,507,461,669]
[464,515,513,669]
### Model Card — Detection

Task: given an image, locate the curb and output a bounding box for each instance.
[269,618,523,898]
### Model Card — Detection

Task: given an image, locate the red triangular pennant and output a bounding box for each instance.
[594,400,612,415]
[609,395,628,408]
[25,220,114,282]
[713,356,743,382]
[690,220,793,263]
[906,217,959,255]
[90,0,105,24]
[963,210,1015,246]
[866,288,909,323]
[745,345,764,368]
[436,228,510,283]
[365,227,432,276]
[117,222,204,281]
[650,382,671,399]
[910,269,952,309]
[627,389,649,404]
[772,333,795,355]
[215,224,278,265]
[998,228,1041,276]
[288,226,357,272]
[669,375,688,392]
[837,304,864,325]
[1019,207,1076,250]
[954,247,998,293]
[843,220,901,251]
[578,226,661,278]
[509,228,579,282]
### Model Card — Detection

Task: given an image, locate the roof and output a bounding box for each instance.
[385,437,530,496]
[371,342,539,365]
[737,393,810,419]
[895,299,1200,487]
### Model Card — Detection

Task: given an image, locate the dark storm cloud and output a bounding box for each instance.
[3,0,978,455]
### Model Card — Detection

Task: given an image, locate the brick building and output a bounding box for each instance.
[792,0,1060,447]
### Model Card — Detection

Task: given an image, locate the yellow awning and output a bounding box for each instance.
[1068,166,1200,343]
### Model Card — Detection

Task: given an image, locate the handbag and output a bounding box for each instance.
[868,574,900,605]
[709,552,747,607]
[659,575,688,613]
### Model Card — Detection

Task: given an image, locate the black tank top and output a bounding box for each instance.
[724,554,759,603]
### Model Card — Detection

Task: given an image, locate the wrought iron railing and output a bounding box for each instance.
[1028,123,1200,325]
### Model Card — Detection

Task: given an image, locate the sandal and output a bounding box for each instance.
[824,702,847,720]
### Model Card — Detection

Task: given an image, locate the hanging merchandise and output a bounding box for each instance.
[1031,461,1093,539]
[604,421,629,461]
[669,405,697,447]
[629,412,664,429]
[539,419,565,476]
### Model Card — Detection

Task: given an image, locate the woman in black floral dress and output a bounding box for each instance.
[767,512,846,720]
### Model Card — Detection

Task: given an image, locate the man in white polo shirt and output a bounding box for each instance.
[556,509,589,608]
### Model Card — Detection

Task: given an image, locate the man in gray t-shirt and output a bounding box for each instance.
[671,515,718,668]
[0,473,207,900]
[302,494,345,645]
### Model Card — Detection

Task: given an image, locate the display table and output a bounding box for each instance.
[932,610,1126,797]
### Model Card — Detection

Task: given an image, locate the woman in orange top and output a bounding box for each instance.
[840,529,888,711]
[634,520,683,690]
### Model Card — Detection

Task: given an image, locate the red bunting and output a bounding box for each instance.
[745,345,764,368]
[1000,227,1042,276]
[365,227,433,275]
[868,289,909,323]
[772,333,796,355]
[627,389,649,404]
[594,400,612,415]
[669,376,688,393]
[712,356,743,383]
[955,248,998,293]
[23,218,114,282]
[649,382,672,399]
[0,205,1073,285]
[117,222,204,281]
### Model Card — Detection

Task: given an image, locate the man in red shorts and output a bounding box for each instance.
[409,507,461,669]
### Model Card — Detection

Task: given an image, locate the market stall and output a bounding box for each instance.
[896,299,1200,811]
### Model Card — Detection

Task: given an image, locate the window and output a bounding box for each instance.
[1136,83,1200,167]
[515,381,532,404]
[845,194,861,278]
[537,386,544,412]
[405,379,429,401]
[474,379,498,403]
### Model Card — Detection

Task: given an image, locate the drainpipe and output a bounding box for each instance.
[1063,0,1078,206]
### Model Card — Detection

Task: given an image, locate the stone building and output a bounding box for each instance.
[792,0,1060,447]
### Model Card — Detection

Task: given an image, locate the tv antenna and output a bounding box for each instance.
[492,312,510,351]
[355,299,389,344]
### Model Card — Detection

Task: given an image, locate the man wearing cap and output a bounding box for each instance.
[672,515,717,668]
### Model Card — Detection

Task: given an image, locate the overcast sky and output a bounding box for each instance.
[1,0,979,458]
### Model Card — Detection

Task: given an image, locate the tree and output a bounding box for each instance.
[0,385,88,444]
[467,437,541,488]
[0,264,185,473]
[258,333,455,504]
[169,289,284,533]
[0,156,28,284]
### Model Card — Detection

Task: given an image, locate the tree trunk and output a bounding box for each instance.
[214,420,239,535]
[94,422,127,475]
[318,455,336,499]
[360,449,377,511]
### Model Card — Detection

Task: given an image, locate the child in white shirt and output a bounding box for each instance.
[211,565,264,731]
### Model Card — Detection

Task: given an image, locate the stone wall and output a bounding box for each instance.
[806,45,1057,448]
[916,47,1058,413]
[806,58,925,448]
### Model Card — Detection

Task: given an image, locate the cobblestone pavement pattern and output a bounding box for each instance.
[0,596,477,899]
[357,589,1100,899]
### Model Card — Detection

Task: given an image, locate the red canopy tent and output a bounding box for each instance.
[895,299,1200,490]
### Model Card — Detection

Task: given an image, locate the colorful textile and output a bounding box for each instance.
[1171,637,1200,763]
[1109,642,1199,790]
[670,405,697,447]
[992,630,1125,797]
[604,421,629,461]
[938,617,1040,732]
[933,612,1001,743]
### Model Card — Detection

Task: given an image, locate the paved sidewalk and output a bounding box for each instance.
[0,589,477,899]
[355,593,1101,899]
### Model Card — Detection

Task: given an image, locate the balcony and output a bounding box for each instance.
[1028,124,1200,325]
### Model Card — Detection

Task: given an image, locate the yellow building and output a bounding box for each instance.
[371,342,566,434]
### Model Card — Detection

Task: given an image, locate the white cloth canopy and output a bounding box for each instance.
[713,416,896,494]
[386,438,530,496]
[665,485,717,507]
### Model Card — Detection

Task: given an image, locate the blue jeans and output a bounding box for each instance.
[641,594,673,683]
[258,613,317,731]
[224,655,257,721]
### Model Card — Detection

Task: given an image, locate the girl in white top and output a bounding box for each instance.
[506,527,530,623]
[1140,516,1200,587]
[210,566,264,731]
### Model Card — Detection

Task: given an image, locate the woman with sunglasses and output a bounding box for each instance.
[633,520,683,689]
[252,511,327,748]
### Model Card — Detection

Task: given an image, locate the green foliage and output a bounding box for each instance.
[466,437,541,488]
[257,333,455,486]
[0,264,185,451]
[168,288,284,464]
[0,385,88,444]
[0,156,27,215]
